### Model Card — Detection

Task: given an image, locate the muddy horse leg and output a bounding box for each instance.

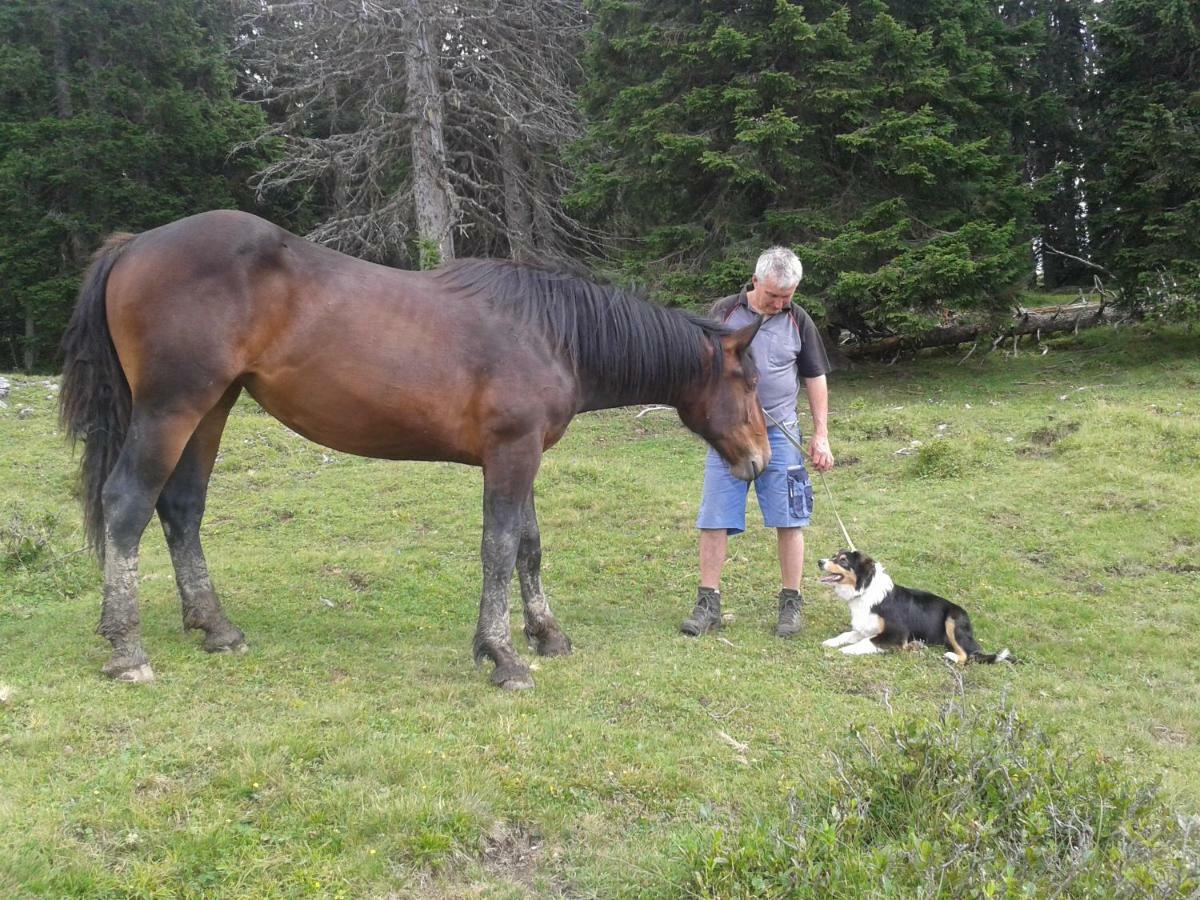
[474,444,542,690]
[157,385,246,654]
[517,490,572,657]
[99,406,208,682]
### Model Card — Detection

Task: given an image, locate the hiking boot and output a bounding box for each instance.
[681,587,722,636]
[775,588,804,637]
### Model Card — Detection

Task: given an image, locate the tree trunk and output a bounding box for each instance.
[404,2,454,267]
[841,305,1112,360]
[38,1,70,372]
[51,3,73,118]
[24,300,35,372]
[500,126,535,261]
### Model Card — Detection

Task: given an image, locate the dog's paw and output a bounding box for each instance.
[821,637,842,648]
[842,640,883,656]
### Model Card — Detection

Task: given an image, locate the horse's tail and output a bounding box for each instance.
[59,232,138,561]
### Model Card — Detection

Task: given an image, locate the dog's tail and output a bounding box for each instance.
[946,612,1015,664]
[972,647,1014,664]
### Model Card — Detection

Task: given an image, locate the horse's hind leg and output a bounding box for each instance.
[517,490,572,657]
[99,404,211,682]
[157,385,246,654]
[474,443,542,690]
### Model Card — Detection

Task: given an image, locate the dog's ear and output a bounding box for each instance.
[857,556,876,591]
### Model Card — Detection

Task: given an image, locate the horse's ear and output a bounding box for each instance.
[725,314,764,354]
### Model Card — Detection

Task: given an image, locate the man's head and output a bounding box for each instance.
[747,247,803,317]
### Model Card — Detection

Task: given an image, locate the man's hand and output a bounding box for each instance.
[809,435,834,473]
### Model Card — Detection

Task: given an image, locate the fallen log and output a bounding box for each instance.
[839,303,1112,361]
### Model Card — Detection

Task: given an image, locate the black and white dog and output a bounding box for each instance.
[818,549,1011,664]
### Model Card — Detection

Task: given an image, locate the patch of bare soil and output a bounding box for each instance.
[1151,724,1190,747]
[379,822,577,899]
[480,821,543,893]
[1018,420,1080,457]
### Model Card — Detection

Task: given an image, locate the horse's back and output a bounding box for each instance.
[105,210,395,385]
[102,211,578,463]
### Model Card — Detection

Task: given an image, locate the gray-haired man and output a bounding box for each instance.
[682,247,835,638]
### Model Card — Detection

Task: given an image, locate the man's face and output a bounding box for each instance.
[748,275,797,316]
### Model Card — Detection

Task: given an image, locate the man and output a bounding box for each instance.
[682,247,834,638]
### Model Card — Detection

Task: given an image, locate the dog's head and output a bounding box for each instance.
[817,549,877,597]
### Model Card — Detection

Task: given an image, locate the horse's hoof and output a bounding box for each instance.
[106,663,155,683]
[207,640,249,655]
[203,629,247,654]
[490,665,535,691]
[499,675,535,691]
[534,631,573,658]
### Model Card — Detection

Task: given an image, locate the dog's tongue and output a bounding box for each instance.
[819,574,842,584]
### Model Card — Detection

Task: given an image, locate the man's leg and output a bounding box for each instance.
[684,529,728,636]
[686,450,747,636]
[775,526,806,637]
[756,425,811,636]
[777,526,804,591]
[700,528,728,590]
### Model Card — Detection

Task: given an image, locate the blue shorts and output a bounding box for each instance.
[697,426,814,535]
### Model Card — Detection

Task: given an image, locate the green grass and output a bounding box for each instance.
[1,325,1198,897]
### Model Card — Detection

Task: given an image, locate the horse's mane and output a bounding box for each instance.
[436,259,728,398]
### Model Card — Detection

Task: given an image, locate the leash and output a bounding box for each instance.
[760,407,857,552]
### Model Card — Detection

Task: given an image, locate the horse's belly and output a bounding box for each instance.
[241,374,483,464]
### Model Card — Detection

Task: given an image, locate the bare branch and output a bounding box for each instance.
[1042,243,1114,278]
[235,0,599,265]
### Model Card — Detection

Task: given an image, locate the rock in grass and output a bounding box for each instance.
[0,685,12,706]
[0,375,9,400]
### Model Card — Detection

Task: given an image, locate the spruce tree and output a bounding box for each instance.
[573,0,1034,339]
[0,0,268,370]
[1089,0,1200,318]
[1003,0,1094,289]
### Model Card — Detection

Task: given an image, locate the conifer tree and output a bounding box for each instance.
[1088,0,1200,317]
[1002,0,1093,289]
[0,0,267,370]
[574,0,1034,339]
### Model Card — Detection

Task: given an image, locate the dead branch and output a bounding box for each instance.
[843,304,1114,361]
[235,0,597,264]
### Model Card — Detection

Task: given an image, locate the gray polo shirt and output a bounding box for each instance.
[711,291,831,426]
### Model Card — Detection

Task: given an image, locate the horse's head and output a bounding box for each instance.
[676,317,771,481]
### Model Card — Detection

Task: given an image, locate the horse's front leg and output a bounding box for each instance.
[517,490,572,657]
[474,448,540,690]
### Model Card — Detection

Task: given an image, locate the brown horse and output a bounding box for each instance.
[59,210,770,689]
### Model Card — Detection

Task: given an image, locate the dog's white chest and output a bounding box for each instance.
[843,570,893,633]
[849,603,878,633]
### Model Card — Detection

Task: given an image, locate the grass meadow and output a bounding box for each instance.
[2,324,1199,897]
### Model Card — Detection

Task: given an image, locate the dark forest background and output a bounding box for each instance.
[2,0,1197,370]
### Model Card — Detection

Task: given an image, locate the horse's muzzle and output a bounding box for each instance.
[730,449,768,482]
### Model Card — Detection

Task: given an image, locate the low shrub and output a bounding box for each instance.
[1,513,57,571]
[682,702,1199,898]
[909,439,969,479]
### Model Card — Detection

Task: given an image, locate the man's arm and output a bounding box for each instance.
[804,374,834,472]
